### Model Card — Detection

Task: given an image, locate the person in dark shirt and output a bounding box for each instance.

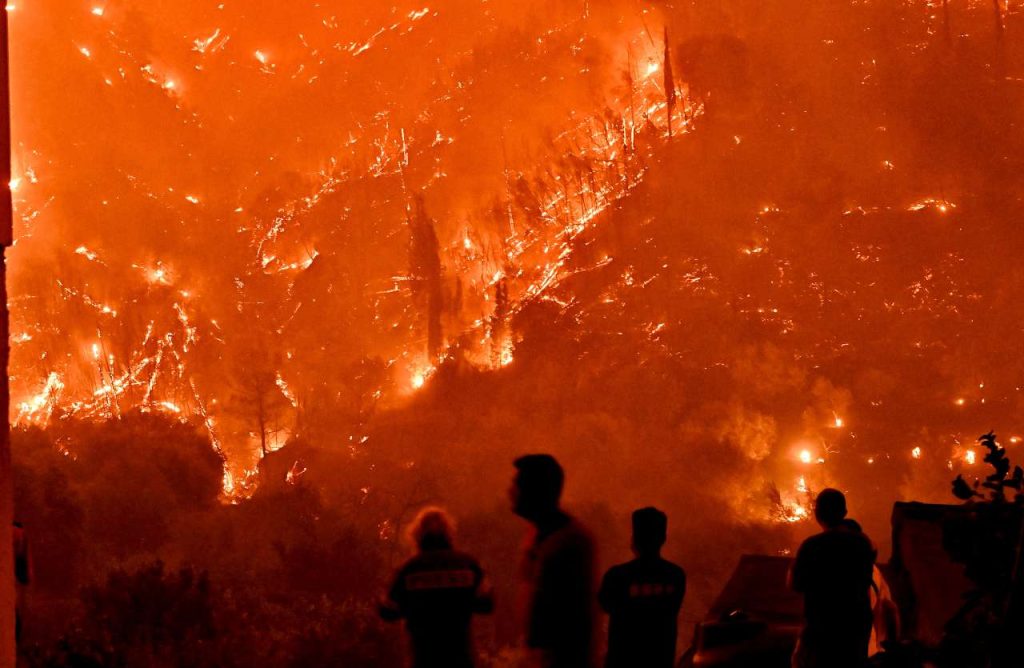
[12,521,30,642]
[511,454,596,668]
[598,507,686,668]
[381,507,493,668]
[789,489,876,668]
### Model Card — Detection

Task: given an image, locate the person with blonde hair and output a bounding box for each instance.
[381,507,493,668]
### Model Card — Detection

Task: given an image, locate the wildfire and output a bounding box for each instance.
[410,370,428,390]
[8,0,698,497]
[786,504,809,522]
[907,197,956,213]
[16,372,64,423]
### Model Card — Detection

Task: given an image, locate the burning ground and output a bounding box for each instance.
[7,0,1024,665]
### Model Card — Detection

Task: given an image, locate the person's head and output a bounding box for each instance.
[407,506,455,552]
[814,488,848,529]
[510,454,564,521]
[631,507,668,557]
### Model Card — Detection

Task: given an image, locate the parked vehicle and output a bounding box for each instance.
[679,555,802,668]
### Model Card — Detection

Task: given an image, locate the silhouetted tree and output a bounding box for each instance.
[992,0,1005,41]
[227,345,291,458]
[942,0,951,44]
[490,277,509,366]
[408,195,444,361]
[942,432,1024,668]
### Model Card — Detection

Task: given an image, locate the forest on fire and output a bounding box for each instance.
[7,0,1024,665]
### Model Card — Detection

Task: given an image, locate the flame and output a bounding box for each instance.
[285,460,307,485]
[16,372,65,423]
[907,197,955,213]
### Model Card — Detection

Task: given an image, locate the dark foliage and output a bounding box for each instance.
[942,433,1024,668]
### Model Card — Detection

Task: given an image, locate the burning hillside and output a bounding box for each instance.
[6,0,1024,533]
[8,0,698,486]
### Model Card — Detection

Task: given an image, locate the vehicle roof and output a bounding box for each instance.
[706,554,803,623]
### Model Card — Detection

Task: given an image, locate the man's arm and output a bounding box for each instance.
[379,567,406,622]
[674,567,687,611]
[473,565,495,615]
[597,568,621,615]
[789,541,810,593]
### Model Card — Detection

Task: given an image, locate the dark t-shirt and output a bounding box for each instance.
[791,527,876,655]
[521,515,597,668]
[599,556,686,668]
[385,548,492,668]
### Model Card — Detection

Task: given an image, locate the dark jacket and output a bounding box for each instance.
[382,548,493,668]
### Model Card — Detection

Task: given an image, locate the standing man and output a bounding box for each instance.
[511,454,596,668]
[598,507,686,668]
[789,489,876,668]
[10,523,27,643]
[380,507,493,668]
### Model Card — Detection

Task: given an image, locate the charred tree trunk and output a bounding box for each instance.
[490,278,509,366]
[942,0,952,44]
[257,393,268,458]
[408,195,444,361]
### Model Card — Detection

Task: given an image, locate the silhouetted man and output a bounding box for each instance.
[12,521,29,642]
[511,454,596,668]
[789,489,876,668]
[381,507,493,668]
[598,507,686,668]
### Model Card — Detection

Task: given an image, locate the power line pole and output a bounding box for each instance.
[0,1,14,665]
